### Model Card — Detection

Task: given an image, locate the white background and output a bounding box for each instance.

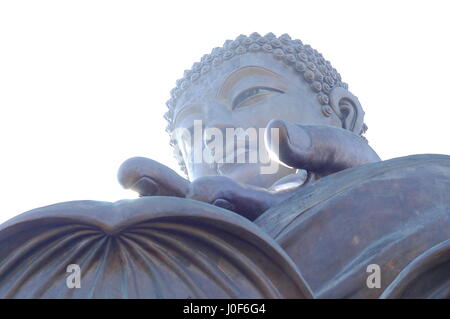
[1,0,449,223]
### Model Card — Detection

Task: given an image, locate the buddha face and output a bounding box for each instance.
[171,52,343,188]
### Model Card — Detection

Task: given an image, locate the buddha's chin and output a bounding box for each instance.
[217,162,286,189]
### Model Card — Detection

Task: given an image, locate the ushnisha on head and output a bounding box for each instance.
[164,32,368,187]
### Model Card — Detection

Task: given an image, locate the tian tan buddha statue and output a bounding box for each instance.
[1,33,449,299]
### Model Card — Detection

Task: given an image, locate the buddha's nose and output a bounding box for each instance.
[203,101,236,147]
[204,102,236,130]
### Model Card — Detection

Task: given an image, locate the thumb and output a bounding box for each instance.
[265,119,313,170]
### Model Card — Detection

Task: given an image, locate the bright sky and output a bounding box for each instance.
[1,0,449,223]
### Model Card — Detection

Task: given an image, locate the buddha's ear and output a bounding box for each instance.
[329,87,365,135]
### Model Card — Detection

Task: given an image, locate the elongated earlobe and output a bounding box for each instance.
[329,87,365,135]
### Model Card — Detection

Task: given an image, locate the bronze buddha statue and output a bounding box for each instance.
[1,33,449,299]
[118,32,380,220]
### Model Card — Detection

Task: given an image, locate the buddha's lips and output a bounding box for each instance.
[217,161,262,177]
[215,146,259,165]
[216,148,263,176]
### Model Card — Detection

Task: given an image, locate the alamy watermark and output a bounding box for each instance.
[66,264,81,289]
[174,120,281,174]
[366,264,381,289]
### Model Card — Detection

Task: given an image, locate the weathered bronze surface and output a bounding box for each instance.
[0,197,311,298]
[1,33,449,298]
[256,154,450,298]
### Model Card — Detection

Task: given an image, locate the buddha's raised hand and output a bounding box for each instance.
[265,119,380,179]
[185,120,382,220]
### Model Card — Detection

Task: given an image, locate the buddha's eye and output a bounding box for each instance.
[232,86,284,109]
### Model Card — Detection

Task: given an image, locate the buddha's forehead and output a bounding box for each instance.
[174,52,301,113]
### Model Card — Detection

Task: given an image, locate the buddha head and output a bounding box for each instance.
[165,32,367,188]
